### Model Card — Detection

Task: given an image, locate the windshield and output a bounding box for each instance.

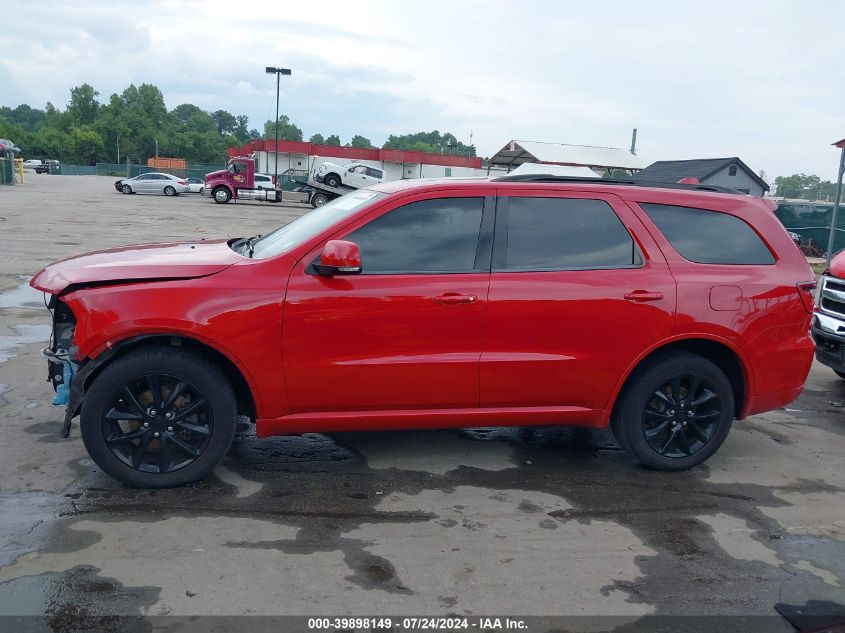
[249,190,387,259]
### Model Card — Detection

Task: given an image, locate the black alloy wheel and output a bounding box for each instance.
[102,374,213,473]
[611,351,734,470]
[80,347,237,487]
[641,373,722,458]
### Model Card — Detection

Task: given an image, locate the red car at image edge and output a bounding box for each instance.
[31,174,817,487]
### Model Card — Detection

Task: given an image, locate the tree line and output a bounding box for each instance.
[773,173,842,200]
[0,82,476,166]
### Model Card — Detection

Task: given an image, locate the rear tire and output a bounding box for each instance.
[311,192,330,207]
[80,347,237,488]
[164,185,176,196]
[611,351,734,471]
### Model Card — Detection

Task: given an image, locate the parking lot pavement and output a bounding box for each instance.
[0,175,843,630]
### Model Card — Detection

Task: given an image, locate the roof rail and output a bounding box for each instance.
[490,174,745,195]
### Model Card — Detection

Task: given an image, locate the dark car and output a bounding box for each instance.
[35,160,60,174]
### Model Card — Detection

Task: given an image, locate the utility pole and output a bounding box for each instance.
[265,66,292,183]
[116,134,121,165]
[154,137,158,160]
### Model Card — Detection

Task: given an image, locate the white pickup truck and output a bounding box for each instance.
[314,162,384,189]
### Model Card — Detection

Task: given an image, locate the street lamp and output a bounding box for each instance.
[153,137,158,160]
[826,138,845,267]
[266,66,292,182]
[116,134,120,165]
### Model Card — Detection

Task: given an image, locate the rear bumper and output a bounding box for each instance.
[745,385,805,417]
[741,326,814,418]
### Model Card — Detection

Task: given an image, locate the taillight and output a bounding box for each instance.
[177,180,186,185]
[797,281,817,313]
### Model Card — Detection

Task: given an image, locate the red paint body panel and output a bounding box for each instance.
[30,177,816,438]
[30,240,239,293]
[830,250,845,278]
[480,190,677,413]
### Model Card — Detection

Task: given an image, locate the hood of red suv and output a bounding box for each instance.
[31,239,240,294]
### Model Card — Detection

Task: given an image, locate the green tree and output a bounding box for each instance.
[382,130,475,156]
[212,109,237,135]
[233,115,250,141]
[63,126,105,165]
[349,134,374,149]
[773,173,837,199]
[263,115,303,141]
[309,133,325,144]
[0,116,31,153]
[171,103,203,125]
[67,84,100,126]
[324,134,341,146]
[0,104,46,131]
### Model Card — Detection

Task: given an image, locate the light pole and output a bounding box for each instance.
[826,138,845,267]
[265,66,292,183]
[116,134,120,165]
[154,137,158,160]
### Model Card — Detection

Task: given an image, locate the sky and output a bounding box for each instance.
[2,0,845,181]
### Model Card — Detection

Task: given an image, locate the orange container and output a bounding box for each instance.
[147,157,187,170]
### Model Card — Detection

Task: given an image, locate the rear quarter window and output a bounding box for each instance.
[640,203,774,265]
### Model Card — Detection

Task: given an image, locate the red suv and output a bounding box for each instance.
[31,175,817,487]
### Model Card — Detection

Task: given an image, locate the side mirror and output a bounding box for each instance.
[314,240,362,276]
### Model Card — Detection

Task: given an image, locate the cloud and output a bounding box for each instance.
[2,0,844,178]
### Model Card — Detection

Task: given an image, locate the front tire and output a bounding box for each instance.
[324,173,341,188]
[612,351,734,471]
[213,187,231,204]
[80,347,237,488]
[121,184,132,194]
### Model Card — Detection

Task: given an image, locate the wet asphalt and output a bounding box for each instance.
[0,176,844,632]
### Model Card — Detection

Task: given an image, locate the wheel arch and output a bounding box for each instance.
[82,334,257,422]
[211,184,234,200]
[609,337,750,420]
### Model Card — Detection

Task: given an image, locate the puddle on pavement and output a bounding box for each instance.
[0,279,44,311]
[0,324,50,364]
[0,418,842,622]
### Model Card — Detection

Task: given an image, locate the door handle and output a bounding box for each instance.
[434,293,478,305]
[624,290,664,303]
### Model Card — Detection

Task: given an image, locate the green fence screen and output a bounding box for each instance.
[775,200,845,256]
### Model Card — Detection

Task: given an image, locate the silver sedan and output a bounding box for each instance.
[117,173,190,196]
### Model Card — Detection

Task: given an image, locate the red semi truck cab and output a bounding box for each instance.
[204,157,281,204]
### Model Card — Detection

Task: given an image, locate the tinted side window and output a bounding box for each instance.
[640,203,774,265]
[347,197,484,274]
[504,197,642,270]
[367,167,383,178]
